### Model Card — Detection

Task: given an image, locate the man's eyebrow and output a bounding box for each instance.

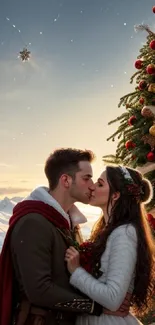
[98,178,104,182]
[83,174,92,178]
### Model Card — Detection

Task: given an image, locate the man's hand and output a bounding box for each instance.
[65,246,80,274]
[103,292,131,317]
[65,247,131,317]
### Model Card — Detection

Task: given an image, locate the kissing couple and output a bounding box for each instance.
[0,148,154,325]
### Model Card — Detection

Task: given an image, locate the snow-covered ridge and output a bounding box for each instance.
[0,197,23,249]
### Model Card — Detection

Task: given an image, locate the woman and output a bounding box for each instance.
[65,166,155,325]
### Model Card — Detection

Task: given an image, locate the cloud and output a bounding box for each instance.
[0,163,15,168]
[0,187,32,195]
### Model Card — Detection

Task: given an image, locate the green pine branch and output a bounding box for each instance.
[108,112,129,125]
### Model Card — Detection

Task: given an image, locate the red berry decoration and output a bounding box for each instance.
[147,213,154,222]
[150,218,155,229]
[138,80,147,90]
[146,151,155,161]
[147,213,155,230]
[150,40,155,50]
[152,6,155,13]
[146,63,155,74]
[135,59,143,69]
[128,115,137,126]
[139,97,145,105]
[125,140,136,150]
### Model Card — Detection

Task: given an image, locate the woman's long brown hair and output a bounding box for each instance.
[90,166,155,316]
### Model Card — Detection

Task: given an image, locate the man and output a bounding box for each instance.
[0,148,130,325]
[0,148,96,325]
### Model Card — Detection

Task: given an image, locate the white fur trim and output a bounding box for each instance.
[23,186,87,228]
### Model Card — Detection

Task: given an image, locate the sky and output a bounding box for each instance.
[0,0,155,198]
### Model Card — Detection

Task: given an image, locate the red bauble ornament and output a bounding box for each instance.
[125,140,136,150]
[139,80,147,90]
[150,40,155,50]
[152,6,155,13]
[146,151,155,161]
[146,63,155,74]
[135,59,143,69]
[128,115,137,126]
[139,97,145,105]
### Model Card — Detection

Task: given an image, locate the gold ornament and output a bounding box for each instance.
[148,83,155,93]
[149,125,155,136]
[141,106,155,118]
[142,134,155,149]
[19,48,31,61]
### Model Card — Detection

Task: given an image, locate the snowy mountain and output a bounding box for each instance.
[0,197,17,214]
[0,197,22,249]
[0,197,100,250]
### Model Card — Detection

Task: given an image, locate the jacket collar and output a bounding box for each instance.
[23,186,87,228]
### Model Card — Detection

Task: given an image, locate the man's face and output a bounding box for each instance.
[69,161,94,204]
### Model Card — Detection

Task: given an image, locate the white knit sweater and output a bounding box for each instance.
[70,225,143,325]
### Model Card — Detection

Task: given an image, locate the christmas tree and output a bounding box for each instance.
[103,7,155,325]
[103,8,155,214]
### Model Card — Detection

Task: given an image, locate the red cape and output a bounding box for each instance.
[0,200,69,325]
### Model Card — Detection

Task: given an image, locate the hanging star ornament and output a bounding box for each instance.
[19,48,31,61]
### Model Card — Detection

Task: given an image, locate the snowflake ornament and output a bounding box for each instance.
[19,48,31,61]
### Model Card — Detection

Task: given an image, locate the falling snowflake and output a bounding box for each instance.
[6,17,32,59]
[54,14,60,22]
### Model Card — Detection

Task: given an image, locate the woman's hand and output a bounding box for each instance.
[65,246,80,274]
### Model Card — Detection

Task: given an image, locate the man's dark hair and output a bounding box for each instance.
[44,148,95,190]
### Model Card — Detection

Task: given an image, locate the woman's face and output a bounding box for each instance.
[89,171,110,209]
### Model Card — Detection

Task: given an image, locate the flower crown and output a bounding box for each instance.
[119,166,144,202]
